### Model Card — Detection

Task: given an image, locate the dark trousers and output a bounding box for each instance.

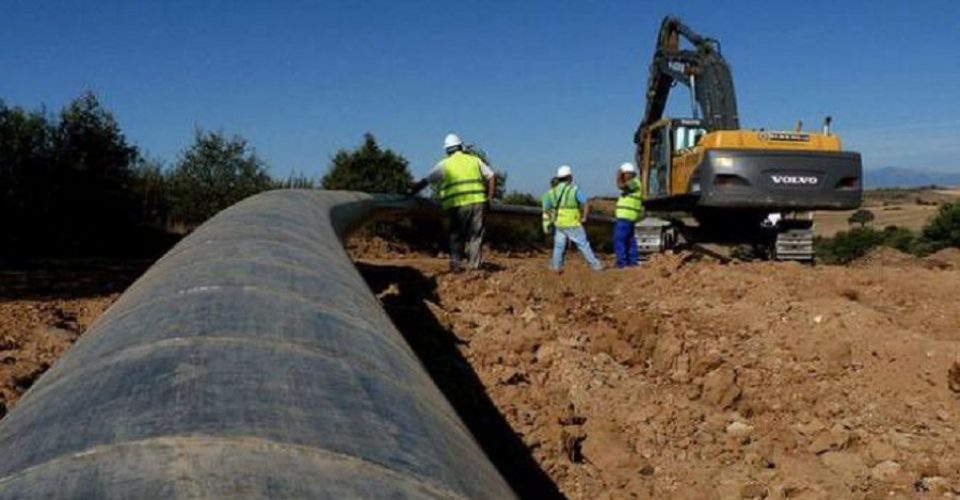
[613,218,639,268]
[448,203,485,270]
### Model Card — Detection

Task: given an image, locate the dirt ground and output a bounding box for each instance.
[0,261,149,415]
[3,248,960,499]
[355,247,960,499]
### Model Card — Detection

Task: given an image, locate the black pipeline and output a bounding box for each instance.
[0,190,515,499]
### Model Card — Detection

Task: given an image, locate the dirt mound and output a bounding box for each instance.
[359,254,960,498]
[851,246,918,268]
[926,247,960,269]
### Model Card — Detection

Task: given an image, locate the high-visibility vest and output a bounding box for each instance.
[438,152,487,210]
[548,182,582,228]
[615,177,644,221]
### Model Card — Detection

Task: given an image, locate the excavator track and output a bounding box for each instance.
[773,219,815,262]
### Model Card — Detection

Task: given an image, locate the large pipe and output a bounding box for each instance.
[0,190,516,499]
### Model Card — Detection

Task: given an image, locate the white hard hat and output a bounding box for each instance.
[556,165,572,177]
[619,162,637,174]
[443,133,463,149]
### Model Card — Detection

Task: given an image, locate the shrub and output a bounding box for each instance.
[815,227,885,264]
[919,202,960,251]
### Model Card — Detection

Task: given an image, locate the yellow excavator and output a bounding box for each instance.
[634,17,862,261]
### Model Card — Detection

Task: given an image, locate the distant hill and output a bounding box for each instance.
[865,167,960,188]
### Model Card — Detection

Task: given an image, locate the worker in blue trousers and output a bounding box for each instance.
[542,165,603,271]
[613,162,643,267]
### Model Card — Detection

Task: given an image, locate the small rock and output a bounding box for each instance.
[727,421,755,439]
[702,365,741,409]
[520,307,537,323]
[820,451,867,480]
[740,481,767,498]
[808,426,848,454]
[582,427,634,470]
[870,460,901,482]
[795,418,826,436]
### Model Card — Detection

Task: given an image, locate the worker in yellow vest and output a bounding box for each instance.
[542,165,602,271]
[410,133,496,271]
[614,162,643,267]
[541,176,559,235]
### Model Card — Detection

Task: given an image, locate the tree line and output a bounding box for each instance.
[0,93,292,256]
[0,92,545,258]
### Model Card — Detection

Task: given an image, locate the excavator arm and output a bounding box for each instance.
[636,16,740,142]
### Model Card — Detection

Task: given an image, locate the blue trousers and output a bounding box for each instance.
[613,219,639,268]
[552,226,602,271]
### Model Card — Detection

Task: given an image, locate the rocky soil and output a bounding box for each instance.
[357,248,960,499]
[3,250,960,499]
[0,261,148,416]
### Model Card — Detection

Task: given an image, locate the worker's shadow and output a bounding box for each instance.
[356,262,564,500]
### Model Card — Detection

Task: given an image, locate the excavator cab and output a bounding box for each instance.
[641,118,707,199]
[644,120,670,197]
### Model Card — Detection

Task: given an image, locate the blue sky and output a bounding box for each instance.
[3,0,959,196]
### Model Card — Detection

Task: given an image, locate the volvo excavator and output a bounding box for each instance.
[634,17,862,261]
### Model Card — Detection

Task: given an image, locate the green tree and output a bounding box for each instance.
[0,101,52,222]
[322,133,412,193]
[128,155,170,225]
[848,209,875,228]
[1,93,152,255]
[167,130,273,225]
[53,93,140,231]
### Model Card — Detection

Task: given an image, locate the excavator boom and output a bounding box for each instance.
[638,16,739,136]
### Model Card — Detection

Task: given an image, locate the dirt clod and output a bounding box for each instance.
[948,361,960,393]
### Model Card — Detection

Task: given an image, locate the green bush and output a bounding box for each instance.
[880,225,915,253]
[919,202,960,251]
[815,227,885,264]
